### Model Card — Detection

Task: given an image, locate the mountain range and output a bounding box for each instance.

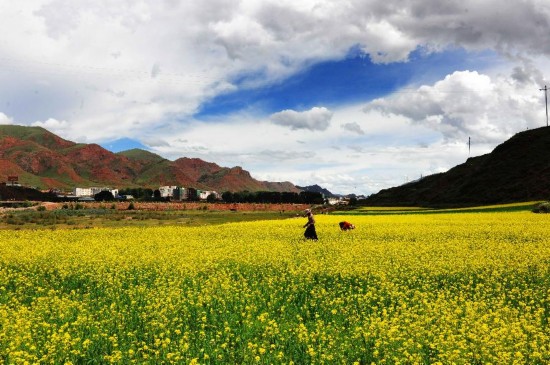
[363,126,550,207]
[4,124,547,206]
[296,184,339,198]
[0,125,299,193]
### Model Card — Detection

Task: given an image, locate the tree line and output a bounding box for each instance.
[221,191,324,204]
[116,188,324,204]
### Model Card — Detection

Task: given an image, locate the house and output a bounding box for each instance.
[199,190,220,200]
[326,197,341,205]
[173,187,187,201]
[158,186,179,198]
[74,187,119,198]
[74,187,93,197]
[5,176,20,186]
[186,187,199,201]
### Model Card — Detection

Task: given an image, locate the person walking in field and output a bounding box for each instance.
[303,209,318,240]
[339,221,355,231]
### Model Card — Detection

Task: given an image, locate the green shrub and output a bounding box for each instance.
[532,202,550,213]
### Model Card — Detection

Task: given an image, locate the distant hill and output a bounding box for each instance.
[363,127,550,207]
[297,184,337,197]
[0,125,300,193]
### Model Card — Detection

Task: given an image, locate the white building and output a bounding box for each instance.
[159,186,178,198]
[199,190,220,200]
[326,197,347,205]
[91,187,118,197]
[74,187,118,197]
[74,187,93,197]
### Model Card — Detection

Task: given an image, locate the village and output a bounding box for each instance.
[71,185,220,202]
[1,175,352,205]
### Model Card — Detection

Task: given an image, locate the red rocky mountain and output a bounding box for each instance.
[0,125,299,193]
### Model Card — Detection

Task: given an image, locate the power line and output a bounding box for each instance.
[540,85,548,127]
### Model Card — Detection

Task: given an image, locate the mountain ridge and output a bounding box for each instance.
[363,127,550,207]
[0,125,300,193]
[296,184,337,198]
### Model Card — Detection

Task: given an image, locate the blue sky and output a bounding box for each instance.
[101,138,149,153]
[195,47,492,119]
[104,47,492,154]
[1,1,549,195]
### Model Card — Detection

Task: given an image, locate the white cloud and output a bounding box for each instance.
[257,149,316,161]
[31,118,69,134]
[365,70,544,143]
[270,107,333,131]
[141,104,464,195]
[341,122,365,135]
[0,112,14,125]
[143,138,170,148]
[2,0,550,143]
[150,63,161,78]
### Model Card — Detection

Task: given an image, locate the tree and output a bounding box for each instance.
[299,191,324,204]
[119,188,154,200]
[94,190,115,202]
[222,191,234,203]
[206,193,217,203]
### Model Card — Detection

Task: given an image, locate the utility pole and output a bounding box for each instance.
[468,136,471,157]
[540,85,548,127]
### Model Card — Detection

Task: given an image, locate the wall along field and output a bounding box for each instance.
[1,210,549,364]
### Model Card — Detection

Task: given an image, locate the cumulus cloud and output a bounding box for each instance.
[270,107,333,131]
[341,122,365,135]
[0,112,14,125]
[2,0,550,144]
[31,118,69,134]
[365,70,544,143]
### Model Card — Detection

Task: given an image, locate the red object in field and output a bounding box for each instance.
[339,221,355,231]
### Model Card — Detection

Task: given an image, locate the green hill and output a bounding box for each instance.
[363,127,550,207]
[117,149,167,164]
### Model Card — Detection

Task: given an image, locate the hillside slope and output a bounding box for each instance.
[363,127,550,207]
[0,125,300,193]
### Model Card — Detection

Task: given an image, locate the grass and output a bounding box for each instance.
[0,201,544,230]
[342,201,541,215]
[0,207,298,230]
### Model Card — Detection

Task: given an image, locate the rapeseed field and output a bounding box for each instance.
[0,212,549,364]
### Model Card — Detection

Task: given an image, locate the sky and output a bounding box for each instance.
[1,0,550,195]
